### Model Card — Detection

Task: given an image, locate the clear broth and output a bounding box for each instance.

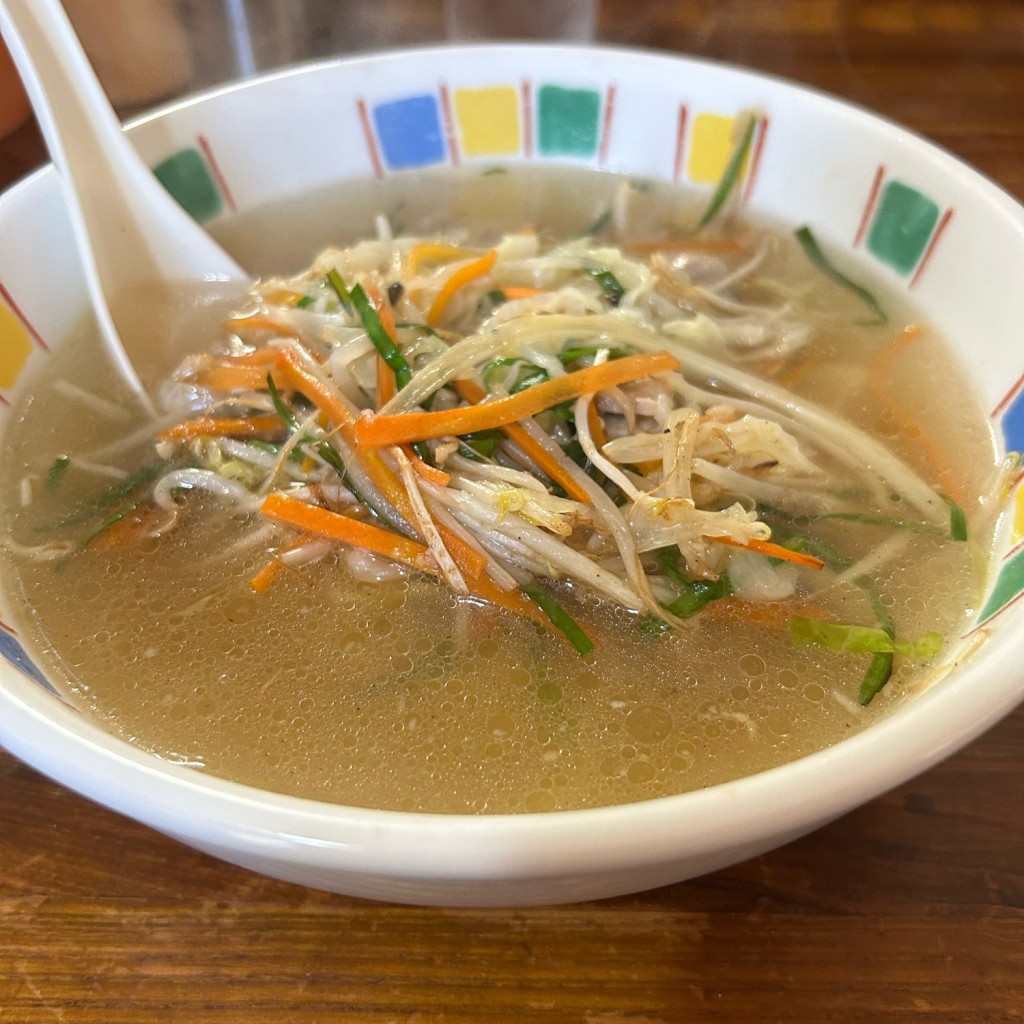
[0,167,1000,813]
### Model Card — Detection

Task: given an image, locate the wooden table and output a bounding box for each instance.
[2,2,1022,1020]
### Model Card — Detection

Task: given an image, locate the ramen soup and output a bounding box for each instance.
[0,161,1010,814]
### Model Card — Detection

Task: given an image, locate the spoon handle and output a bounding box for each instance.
[0,0,248,405]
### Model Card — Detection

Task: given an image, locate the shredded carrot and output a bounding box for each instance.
[267,352,556,630]
[357,351,681,447]
[261,492,437,573]
[275,348,416,512]
[260,491,536,625]
[430,521,489,580]
[193,365,287,392]
[274,348,493,593]
[427,249,499,325]
[406,242,480,277]
[213,348,282,368]
[367,284,402,412]
[366,283,399,341]
[472,569,547,626]
[88,503,169,550]
[454,380,592,504]
[586,401,607,451]
[376,355,396,409]
[249,557,285,595]
[260,287,305,307]
[156,414,285,443]
[273,352,350,430]
[225,312,294,335]
[407,450,451,486]
[713,534,825,570]
[262,288,301,307]
[250,536,323,594]
[627,238,745,255]
[499,286,545,300]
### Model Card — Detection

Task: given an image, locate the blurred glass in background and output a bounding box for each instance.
[444,0,597,41]
[52,0,600,116]
[5,0,1014,148]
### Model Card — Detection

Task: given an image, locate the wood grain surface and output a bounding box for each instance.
[1,2,1023,1021]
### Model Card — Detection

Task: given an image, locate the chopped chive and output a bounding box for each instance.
[587,268,625,306]
[794,225,887,326]
[482,356,551,392]
[859,652,894,705]
[656,546,690,588]
[248,438,304,464]
[349,283,413,391]
[456,444,486,462]
[639,576,731,636]
[645,549,732,628]
[784,534,854,571]
[788,608,942,706]
[509,367,551,394]
[666,576,732,619]
[696,114,758,231]
[558,439,614,491]
[942,495,968,541]
[638,613,672,637]
[325,268,352,308]
[266,374,301,432]
[352,302,434,444]
[480,289,507,312]
[559,344,632,364]
[396,321,443,339]
[267,375,354,485]
[46,455,71,489]
[458,428,503,459]
[295,295,315,309]
[50,460,165,529]
[521,581,595,657]
[855,574,896,637]
[560,440,589,469]
[248,439,280,454]
[81,499,146,548]
[308,439,349,482]
[482,356,527,386]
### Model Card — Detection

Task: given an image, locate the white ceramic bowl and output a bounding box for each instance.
[1,45,1023,906]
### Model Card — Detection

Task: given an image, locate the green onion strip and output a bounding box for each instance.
[794,225,887,326]
[942,495,968,542]
[267,375,357,492]
[587,268,625,306]
[349,282,414,391]
[695,114,758,231]
[521,581,595,657]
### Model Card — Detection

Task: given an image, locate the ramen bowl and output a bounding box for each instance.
[0,45,1022,906]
